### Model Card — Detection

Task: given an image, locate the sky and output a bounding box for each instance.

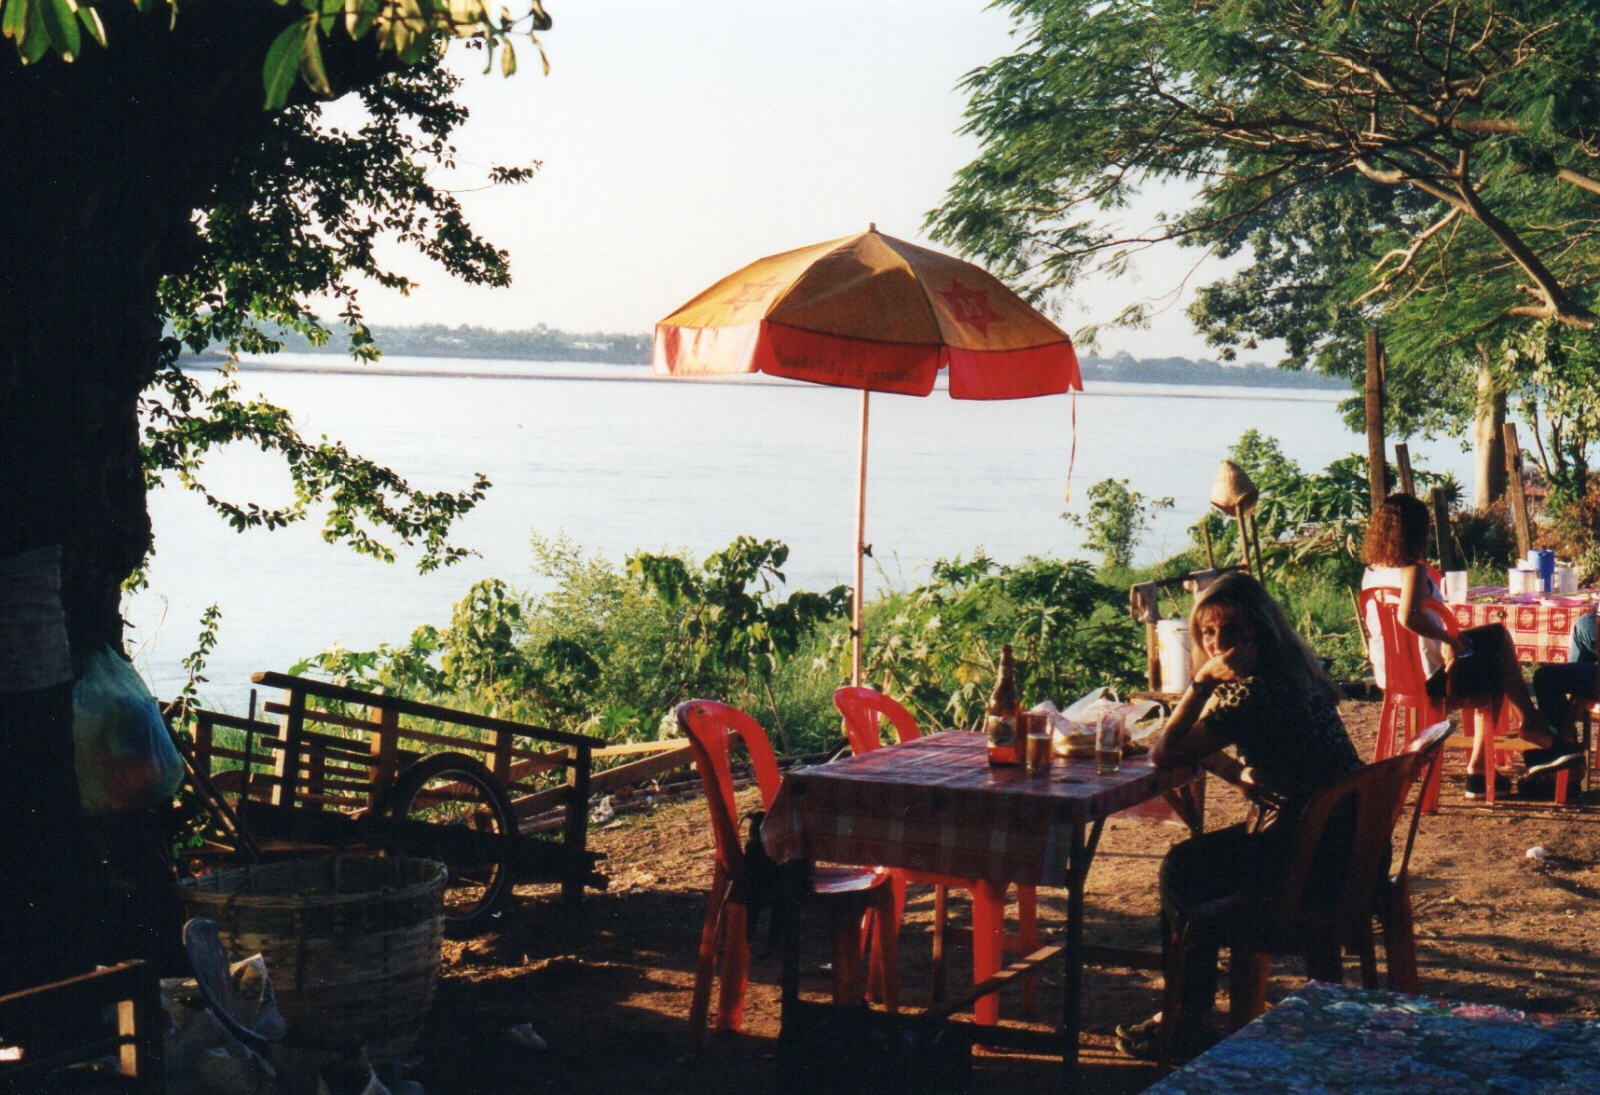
[346,0,1230,361]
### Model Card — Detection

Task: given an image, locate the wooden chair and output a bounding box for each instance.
[1359,587,1568,808]
[833,686,1040,1023]
[1157,748,1426,1066]
[0,961,163,1092]
[678,700,899,1048]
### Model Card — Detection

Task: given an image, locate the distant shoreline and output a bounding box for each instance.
[179,354,1345,401]
[178,322,1345,393]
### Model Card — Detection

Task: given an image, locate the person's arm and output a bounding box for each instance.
[1152,679,1229,767]
[1398,563,1467,657]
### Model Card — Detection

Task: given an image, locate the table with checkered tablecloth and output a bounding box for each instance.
[761,730,1201,1084]
[1445,587,1598,664]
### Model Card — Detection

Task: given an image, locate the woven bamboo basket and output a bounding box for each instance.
[180,856,447,1059]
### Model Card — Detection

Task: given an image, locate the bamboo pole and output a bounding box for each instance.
[852,389,870,687]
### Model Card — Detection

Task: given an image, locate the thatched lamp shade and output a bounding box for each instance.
[1209,460,1259,517]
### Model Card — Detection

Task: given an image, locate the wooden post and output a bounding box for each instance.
[1503,422,1533,557]
[1248,512,1265,578]
[1395,443,1415,497]
[1365,328,1388,512]
[1429,487,1456,572]
[272,685,305,807]
[1130,583,1160,691]
[563,744,592,906]
[1199,521,1216,570]
[369,705,400,810]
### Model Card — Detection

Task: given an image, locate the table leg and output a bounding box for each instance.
[779,860,806,1029]
[971,879,1006,1026]
[1061,818,1105,1089]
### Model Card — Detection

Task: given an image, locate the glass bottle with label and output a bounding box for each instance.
[986,643,1021,766]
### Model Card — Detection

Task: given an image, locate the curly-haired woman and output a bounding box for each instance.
[1360,492,1582,797]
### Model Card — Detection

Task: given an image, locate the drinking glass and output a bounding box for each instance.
[1095,712,1122,774]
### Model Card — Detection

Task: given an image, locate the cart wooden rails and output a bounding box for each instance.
[167,672,695,937]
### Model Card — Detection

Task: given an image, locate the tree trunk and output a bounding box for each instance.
[0,4,370,979]
[1472,347,1507,509]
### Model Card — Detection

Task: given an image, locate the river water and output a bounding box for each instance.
[127,356,1476,710]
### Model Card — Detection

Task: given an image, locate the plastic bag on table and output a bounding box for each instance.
[71,644,184,812]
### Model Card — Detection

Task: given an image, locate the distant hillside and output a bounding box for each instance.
[191,323,1344,389]
[265,323,651,364]
[1077,351,1345,390]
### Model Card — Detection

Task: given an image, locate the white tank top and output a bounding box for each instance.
[1361,565,1445,689]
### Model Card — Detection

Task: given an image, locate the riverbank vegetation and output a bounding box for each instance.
[258,428,1571,759]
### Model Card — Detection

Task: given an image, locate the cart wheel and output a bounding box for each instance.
[384,751,517,938]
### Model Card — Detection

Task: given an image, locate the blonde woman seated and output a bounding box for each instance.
[1117,572,1363,1060]
[1361,492,1581,798]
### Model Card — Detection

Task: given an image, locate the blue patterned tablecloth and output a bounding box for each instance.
[1149,981,1600,1094]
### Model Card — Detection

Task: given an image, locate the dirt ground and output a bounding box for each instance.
[411,701,1600,1093]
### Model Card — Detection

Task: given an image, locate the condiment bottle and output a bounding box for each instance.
[986,644,1021,766]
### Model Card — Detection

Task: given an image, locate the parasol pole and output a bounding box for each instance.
[853,388,870,687]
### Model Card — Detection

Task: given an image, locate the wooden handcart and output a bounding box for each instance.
[169,672,694,938]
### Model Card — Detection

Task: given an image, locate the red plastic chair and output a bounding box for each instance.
[678,699,899,1048]
[1359,719,1454,994]
[833,687,1040,1025]
[1358,587,1566,808]
[1158,747,1427,1067]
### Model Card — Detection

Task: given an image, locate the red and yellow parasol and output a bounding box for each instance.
[655,226,1081,684]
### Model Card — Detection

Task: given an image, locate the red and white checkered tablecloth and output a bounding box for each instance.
[761,731,1199,886]
[1445,587,1598,664]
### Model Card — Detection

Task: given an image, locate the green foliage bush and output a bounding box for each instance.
[274,429,1506,762]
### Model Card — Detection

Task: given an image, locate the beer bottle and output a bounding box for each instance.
[986,643,1021,766]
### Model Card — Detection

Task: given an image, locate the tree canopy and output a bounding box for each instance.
[930,0,1600,348]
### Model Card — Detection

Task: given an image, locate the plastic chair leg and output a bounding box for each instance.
[829,899,866,1005]
[1381,882,1419,994]
[716,902,751,1032]
[690,876,732,1047]
[970,879,1005,1026]
[931,884,949,1002]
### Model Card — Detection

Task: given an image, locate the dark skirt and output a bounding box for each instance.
[1425,623,1510,702]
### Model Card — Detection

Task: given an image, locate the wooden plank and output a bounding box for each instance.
[1366,327,1388,512]
[1395,442,1415,496]
[252,671,604,748]
[592,739,697,759]
[589,745,695,794]
[1503,421,1533,557]
[1430,487,1456,571]
[262,702,381,734]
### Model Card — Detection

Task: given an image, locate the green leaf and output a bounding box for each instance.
[300,19,331,96]
[20,0,49,62]
[262,18,303,108]
[3,0,30,43]
[76,3,103,47]
[38,0,76,59]
[344,0,374,38]
[500,38,515,76]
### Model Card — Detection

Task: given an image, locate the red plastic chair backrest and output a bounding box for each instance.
[833,687,921,754]
[676,700,783,882]
[1272,748,1424,940]
[1358,586,1460,698]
